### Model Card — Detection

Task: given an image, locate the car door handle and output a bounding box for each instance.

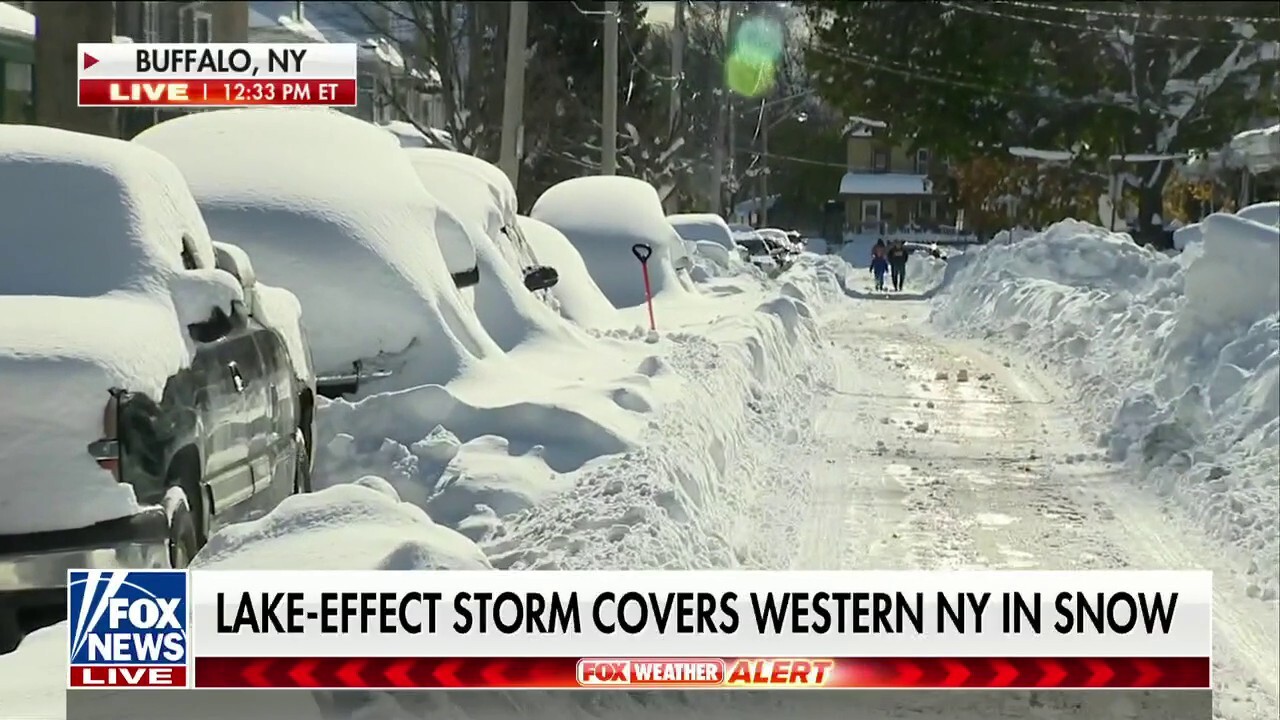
[228,362,245,393]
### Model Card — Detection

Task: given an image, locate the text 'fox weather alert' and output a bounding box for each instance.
[68,570,189,688]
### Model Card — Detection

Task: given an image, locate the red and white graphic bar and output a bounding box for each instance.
[193,656,1212,690]
[78,78,357,107]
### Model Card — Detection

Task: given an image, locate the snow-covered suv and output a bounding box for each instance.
[0,126,315,653]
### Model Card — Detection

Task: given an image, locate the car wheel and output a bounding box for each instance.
[293,435,312,495]
[164,488,199,569]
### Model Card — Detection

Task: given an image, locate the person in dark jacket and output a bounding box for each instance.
[886,240,912,291]
[870,250,889,291]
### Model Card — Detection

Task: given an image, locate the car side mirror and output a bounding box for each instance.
[188,303,239,343]
[673,255,693,271]
[451,265,480,289]
[523,265,559,292]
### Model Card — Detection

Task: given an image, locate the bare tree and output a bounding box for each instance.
[345,1,506,158]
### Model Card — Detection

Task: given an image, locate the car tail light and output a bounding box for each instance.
[87,389,124,481]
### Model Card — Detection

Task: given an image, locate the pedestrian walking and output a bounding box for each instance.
[886,239,912,292]
[870,240,889,291]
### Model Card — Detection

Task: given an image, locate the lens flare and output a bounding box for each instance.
[726,16,784,97]
[726,52,776,98]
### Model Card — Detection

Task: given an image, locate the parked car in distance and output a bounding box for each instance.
[758,227,804,253]
[0,126,314,655]
[734,236,782,274]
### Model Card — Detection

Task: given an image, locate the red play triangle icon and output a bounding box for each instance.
[83,53,99,70]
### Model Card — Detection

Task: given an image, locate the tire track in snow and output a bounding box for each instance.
[793,299,1274,719]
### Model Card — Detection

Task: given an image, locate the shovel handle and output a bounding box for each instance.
[631,243,653,263]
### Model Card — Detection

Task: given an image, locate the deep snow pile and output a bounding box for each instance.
[134,108,498,388]
[532,176,694,309]
[1175,201,1278,250]
[931,216,1280,599]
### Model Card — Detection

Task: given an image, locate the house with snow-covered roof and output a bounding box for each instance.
[0,1,34,123]
[838,117,967,243]
[248,1,444,130]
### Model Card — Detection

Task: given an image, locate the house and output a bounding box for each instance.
[838,117,960,241]
[248,1,444,130]
[0,1,34,123]
[1229,123,1280,204]
[115,1,249,138]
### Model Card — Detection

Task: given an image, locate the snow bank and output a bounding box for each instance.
[1235,201,1279,228]
[932,218,1280,598]
[134,108,500,389]
[1176,203,1279,251]
[520,215,619,327]
[193,477,490,570]
[0,125,229,534]
[403,148,578,351]
[668,212,736,251]
[532,176,694,309]
[480,277,840,572]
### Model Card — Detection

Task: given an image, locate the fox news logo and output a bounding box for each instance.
[67,570,188,688]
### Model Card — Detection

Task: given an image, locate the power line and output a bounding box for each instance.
[805,43,1079,104]
[733,148,852,169]
[993,0,1280,25]
[939,1,1278,47]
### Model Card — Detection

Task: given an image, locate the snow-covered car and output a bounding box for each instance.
[0,126,314,652]
[903,240,947,260]
[730,226,795,272]
[401,147,559,293]
[531,176,693,308]
[733,236,782,274]
[758,227,804,253]
[668,213,738,253]
[134,108,499,398]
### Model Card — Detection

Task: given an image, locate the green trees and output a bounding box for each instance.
[805,0,1280,238]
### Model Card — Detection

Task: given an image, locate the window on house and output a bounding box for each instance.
[180,5,213,43]
[141,1,160,42]
[915,199,931,223]
[194,12,213,42]
[4,61,32,93]
[357,73,376,121]
[915,148,930,174]
[872,149,889,173]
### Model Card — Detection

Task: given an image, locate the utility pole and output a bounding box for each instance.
[669,0,684,135]
[602,1,619,175]
[709,1,733,216]
[499,1,529,189]
[759,100,770,226]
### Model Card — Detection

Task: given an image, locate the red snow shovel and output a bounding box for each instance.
[631,243,656,331]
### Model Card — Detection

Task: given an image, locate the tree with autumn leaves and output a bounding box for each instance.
[803,0,1280,240]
